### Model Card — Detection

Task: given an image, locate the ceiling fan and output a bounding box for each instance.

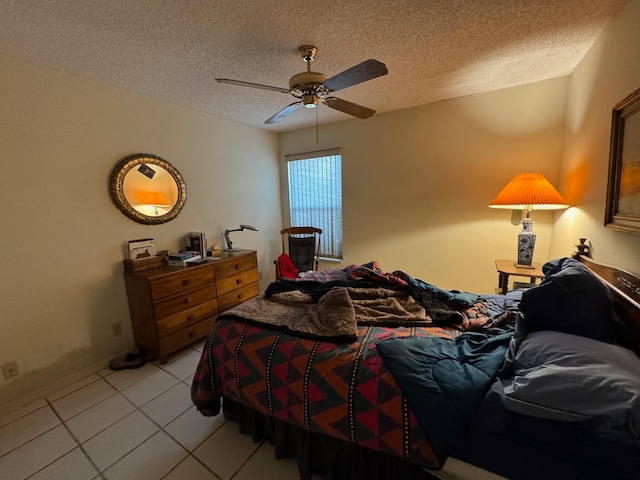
[216,45,388,124]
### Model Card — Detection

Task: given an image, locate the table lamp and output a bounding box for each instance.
[489,173,568,268]
[224,224,258,251]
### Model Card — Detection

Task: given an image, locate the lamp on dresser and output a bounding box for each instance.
[224,224,259,251]
[489,173,568,268]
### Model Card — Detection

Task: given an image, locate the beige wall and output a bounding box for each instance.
[0,54,282,409]
[280,77,569,294]
[551,0,640,273]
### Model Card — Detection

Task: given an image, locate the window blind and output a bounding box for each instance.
[285,149,342,259]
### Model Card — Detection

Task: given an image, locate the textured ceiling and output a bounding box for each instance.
[0,0,625,132]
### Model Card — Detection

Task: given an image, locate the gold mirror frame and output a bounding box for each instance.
[109,153,187,225]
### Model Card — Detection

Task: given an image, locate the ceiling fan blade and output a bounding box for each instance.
[323,97,375,119]
[216,78,290,94]
[322,59,388,92]
[265,102,303,124]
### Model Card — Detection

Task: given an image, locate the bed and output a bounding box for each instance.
[191,256,640,480]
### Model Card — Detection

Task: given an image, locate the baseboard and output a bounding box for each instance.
[0,356,118,419]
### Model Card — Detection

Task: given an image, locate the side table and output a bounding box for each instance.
[495,259,545,294]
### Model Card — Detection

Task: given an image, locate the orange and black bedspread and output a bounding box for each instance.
[191,317,463,470]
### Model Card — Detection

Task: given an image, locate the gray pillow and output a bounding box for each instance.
[503,330,640,446]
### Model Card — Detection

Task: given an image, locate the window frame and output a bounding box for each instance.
[282,148,343,260]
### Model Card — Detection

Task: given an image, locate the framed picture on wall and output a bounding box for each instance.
[605,86,640,234]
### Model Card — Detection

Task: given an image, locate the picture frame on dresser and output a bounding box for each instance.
[605,86,640,234]
[185,231,207,258]
[128,238,156,260]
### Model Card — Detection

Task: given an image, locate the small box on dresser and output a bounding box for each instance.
[122,249,259,363]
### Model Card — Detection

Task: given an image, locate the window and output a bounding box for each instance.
[285,149,342,259]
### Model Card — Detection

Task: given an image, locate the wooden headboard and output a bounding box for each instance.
[578,255,640,356]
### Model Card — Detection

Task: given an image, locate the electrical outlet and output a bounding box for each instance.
[2,361,20,380]
[111,322,122,337]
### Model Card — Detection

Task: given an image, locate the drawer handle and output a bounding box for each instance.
[184,297,192,304]
[237,294,242,299]
[236,279,241,285]
[234,264,240,270]
[187,315,195,322]
[188,331,196,339]
[182,279,190,286]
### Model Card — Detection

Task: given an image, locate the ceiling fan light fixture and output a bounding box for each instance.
[217,45,388,124]
[303,95,317,109]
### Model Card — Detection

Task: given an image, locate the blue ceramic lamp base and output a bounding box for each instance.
[516,218,536,268]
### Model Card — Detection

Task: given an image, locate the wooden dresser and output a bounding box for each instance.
[123,249,259,362]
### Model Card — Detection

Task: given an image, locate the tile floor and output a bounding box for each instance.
[0,342,308,480]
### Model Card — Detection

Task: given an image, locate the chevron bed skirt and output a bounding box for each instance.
[220,396,438,480]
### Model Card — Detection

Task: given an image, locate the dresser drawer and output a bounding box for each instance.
[154,284,216,319]
[218,282,260,312]
[158,316,215,357]
[215,254,257,278]
[156,299,218,338]
[216,269,260,296]
[150,265,215,301]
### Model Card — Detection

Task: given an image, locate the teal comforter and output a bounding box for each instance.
[377,328,513,465]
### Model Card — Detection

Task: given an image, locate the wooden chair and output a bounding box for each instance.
[275,227,322,280]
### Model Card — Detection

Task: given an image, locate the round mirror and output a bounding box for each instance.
[109,154,187,225]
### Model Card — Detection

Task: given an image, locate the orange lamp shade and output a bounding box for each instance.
[141,192,170,206]
[489,173,568,210]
